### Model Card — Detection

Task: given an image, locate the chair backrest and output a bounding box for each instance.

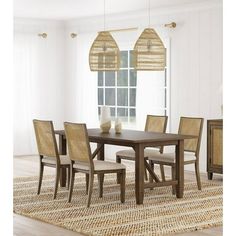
[64,122,93,166]
[178,117,204,157]
[145,115,168,133]
[145,115,168,153]
[33,119,59,158]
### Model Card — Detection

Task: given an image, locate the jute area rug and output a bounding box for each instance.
[14,172,222,236]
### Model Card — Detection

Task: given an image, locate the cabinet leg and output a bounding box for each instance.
[207,172,213,180]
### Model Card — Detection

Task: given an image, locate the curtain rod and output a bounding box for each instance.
[36,22,176,38]
[107,27,138,33]
[98,22,176,33]
[70,22,176,37]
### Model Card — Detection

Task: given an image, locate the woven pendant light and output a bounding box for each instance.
[89,31,120,71]
[89,0,120,71]
[133,0,166,71]
[133,28,166,71]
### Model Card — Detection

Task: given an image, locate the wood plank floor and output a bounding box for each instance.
[13,155,223,236]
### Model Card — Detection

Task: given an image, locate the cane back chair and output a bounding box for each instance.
[33,119,70,199]
[64,122,126,207]
[148,117,204,193]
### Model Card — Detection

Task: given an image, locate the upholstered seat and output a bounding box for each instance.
[42,155,70,165]
[148,152,196,163]
[116,148,160,160]
[73,160,126,172]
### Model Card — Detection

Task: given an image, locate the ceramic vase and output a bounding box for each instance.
[115,118,122,134]
[100,106,111,133]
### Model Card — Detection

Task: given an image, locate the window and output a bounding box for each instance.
[98,50,137,123]
[97,44,170,128]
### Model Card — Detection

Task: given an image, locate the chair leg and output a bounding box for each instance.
[195,161,202,190]
[87,173,94,207]
[160,164,166,182]
[120,170,126,203]
[171,166,176,195]
[68,168,75,203]
[86,173,89,194]
[67,167,70,190]
[37,162,44,195]
[98,174,104,198]
[53,166,60,199]
[116,156,121,184]
[149,160,154,190]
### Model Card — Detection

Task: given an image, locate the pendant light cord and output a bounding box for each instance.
[104,0,106,31]
[148,0,151,28]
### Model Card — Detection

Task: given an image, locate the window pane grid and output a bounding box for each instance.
[97,50,138,124]
[102,72,105,105]
[98,51,168,125]
[115,67,117,117]
[127,50,130,122]
[99,86,136,89]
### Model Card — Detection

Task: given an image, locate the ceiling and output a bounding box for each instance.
[14,0,209,20]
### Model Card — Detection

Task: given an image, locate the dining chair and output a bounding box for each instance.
[116,115,168,182]
[33,119,71,199]
[64,122,126,207]
[148,117,204,193]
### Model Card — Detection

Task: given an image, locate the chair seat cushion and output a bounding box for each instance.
[73,160,126,172]
[148,152,196,163]
[116,149,136,160]
[116,148,160,160]
[42,155,70,165]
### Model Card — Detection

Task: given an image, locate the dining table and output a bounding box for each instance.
[55,128,194,204]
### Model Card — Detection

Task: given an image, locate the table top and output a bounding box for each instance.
[55,129,195,145]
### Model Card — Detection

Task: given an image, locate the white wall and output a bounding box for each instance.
[64,0,223,172]
[14,19,66,155]
[168,7,223,172]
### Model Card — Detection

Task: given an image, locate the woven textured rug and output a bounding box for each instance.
[14,172,222,236]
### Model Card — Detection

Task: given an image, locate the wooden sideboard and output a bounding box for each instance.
[207,119,223,180]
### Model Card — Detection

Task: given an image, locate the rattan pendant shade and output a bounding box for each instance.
[133,28,166,71]
[89,31,120,71]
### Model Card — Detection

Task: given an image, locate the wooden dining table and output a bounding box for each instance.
[55,128,194,204]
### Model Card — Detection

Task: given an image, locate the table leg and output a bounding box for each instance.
[135,144,144,204]
[97,143,104,198]
[59,134,67,187]
[208,172,213,180]
[59,134,67,155]
[175,140,184,198]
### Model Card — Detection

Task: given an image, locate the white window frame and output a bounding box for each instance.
[97,37,171,130]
